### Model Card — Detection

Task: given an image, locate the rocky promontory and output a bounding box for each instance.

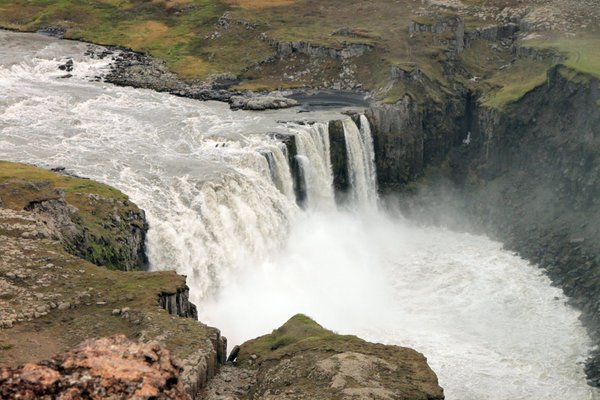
[0,161,147,271]
[202,315,444,400]
[0,162,224,398]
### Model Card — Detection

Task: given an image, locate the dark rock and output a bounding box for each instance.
[376,64,600,386]
[227,345,240,363]
[58,59,73,72]
[35,26,66,39]
[328,120,350,196]
[158,286,198,319]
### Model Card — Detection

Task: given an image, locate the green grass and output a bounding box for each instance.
[0,342,13,351]
[0,0,449,89]
[524,36,600,79]
[0,161,128,208]
[482,59,550,108]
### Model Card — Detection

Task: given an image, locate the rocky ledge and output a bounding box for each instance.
[201,315,444,400]
[0,162,223,398]
[102,48,300,111]
[0,163,443,398]
[0,161,147,271]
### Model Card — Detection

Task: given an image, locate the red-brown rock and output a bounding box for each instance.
[0,335,190,399]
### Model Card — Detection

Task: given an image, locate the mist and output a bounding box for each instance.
[198,204,595,400]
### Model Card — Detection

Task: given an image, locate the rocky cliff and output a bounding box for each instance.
[368,64,600,384]
[0,162,224,398]
[201,314,444,400]
[0,161,147,271]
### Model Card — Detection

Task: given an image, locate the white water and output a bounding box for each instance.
[290,122,336,210]
[342,116,378,208]
[0,30,597,400]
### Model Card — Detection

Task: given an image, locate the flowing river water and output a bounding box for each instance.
[0,30,597,400]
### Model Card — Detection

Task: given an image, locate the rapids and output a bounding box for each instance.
[0,30,597,400]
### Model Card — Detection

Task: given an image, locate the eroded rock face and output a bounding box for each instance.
[0,335,189,400]
[0,163,148,271]
[207,314,444,400]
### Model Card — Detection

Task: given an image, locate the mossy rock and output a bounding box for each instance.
[238,314,444,400]
[0,161,147,271]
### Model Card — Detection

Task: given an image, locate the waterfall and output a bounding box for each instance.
[342,116,378,208]
[290,122,336,211]
[0,30,596,400]
[261,143,296,203]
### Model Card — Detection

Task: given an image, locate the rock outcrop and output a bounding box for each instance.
[229,94,299,111]
[0,162,224,398]
[0,162,147,271]
[201,314,444,400]
[0,335,189,400]
[159,286,198,319]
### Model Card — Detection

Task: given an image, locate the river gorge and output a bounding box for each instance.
[0,30,598,399]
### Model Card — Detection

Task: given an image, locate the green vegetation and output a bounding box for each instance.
[238,314,370,365]
[0,161,128,208]
[482,59,551,108]
[0,1,598,109]
[240,314,336,355]
[0,342,13,351]
[525,36,600,79]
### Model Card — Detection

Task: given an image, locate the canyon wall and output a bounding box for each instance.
[368,64,600,384]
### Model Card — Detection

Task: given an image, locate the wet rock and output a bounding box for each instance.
[58,59,74,72]
[227,345,240,363]
[229,94,299,111]
[35,26,66,38]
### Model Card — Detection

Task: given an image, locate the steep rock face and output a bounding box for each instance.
[0,162,148,271]
[372,65,600,384]
[454,67,600,379]
[367,90,467,188]
[328,119,350,195]
[221,314,444,400]
[159,286,198,319]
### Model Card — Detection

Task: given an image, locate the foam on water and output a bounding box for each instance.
[0,30,597,400]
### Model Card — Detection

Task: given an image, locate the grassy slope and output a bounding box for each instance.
[0,230,212,367]
[0,1,598,107]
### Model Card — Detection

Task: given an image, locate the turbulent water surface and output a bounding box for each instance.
[0,30,597,400]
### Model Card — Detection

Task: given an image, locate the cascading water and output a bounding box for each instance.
[342,116,378,208]
[289,122,336,210]
[0,30,598,400]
